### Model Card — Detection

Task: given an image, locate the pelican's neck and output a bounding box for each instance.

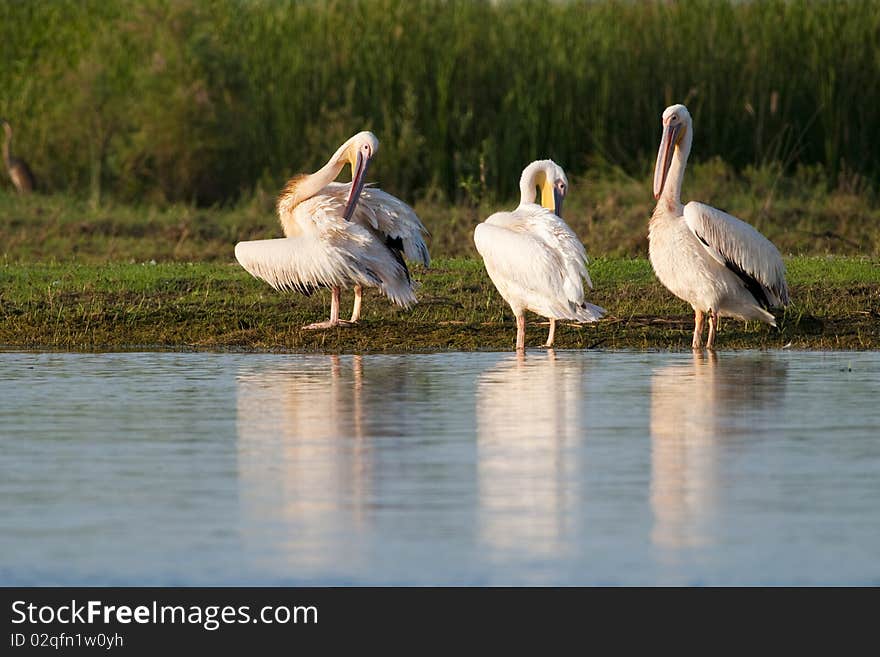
[296,150,348,203]
[518,163,547,207]
[659,129,692,215]
[277,142,350,216]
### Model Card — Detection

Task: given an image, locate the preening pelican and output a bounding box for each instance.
[474,159,605,351]
[235,131,430,329]
[649,104,789,350]
[2,119,35,194]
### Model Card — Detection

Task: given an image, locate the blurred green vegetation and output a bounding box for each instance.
[2,159,878,263]
[2,0,880,206]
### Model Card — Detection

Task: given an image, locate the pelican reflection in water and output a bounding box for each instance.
[649,352,788,555]
[236,355,371,573]
[476,350,588,564]
[236,354,459,579]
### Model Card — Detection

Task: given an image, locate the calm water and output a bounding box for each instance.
[1,349,878,586]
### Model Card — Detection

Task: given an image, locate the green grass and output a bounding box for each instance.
[2,256,878,352]
[2,0,880,205]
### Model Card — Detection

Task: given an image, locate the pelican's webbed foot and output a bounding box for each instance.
[302,319,357,330]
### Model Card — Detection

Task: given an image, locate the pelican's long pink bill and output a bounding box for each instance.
[553,187,565,218]
[343,150,370,221]
[653,121,681,200]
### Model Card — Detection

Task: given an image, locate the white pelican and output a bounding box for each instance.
[235,131,430,329]
[649,104,789,350]
[474,159,605,351]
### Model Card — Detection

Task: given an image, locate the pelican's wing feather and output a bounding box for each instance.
[235,236,369,294]
[520,206,593,291]
[358,186,431,266]
[322,182,430,266]
[234,229,417,308]
[684,202,789,308]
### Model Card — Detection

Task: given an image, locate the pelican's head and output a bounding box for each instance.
[653,104,692,200]
[338,131,379,221]
[520,159,568,217]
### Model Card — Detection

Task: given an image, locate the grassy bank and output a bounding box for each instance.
[2,163,878,352]
[2,257,879,352]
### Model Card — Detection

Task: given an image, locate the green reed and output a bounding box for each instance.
[2,0,879,206]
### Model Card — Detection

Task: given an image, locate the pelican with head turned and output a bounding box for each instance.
[235,131,430,329]
[649,104,789,350]
[2,119,36,194]
[474,159,605,352]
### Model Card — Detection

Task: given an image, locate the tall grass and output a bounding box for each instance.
[2,0,879,205]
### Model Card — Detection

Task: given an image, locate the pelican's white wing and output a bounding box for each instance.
[683,202,789,308]
[520,208,593,291]
[474,206,604,322]
[322,182,430,266]
[235,226,417,308]
[359,186,431,266]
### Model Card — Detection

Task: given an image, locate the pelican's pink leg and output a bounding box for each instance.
[303,286,354,329]
[330,286,340,324]
[516,314,526,352]
[706,311,718,351]
[692,309,704,350]
[349,285,363,323]
[545,318,556,348]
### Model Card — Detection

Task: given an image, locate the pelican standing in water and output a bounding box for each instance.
[649,104,789,350]
[235,131,430,329]
[474,159,605,351]
[2,119,35,194]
